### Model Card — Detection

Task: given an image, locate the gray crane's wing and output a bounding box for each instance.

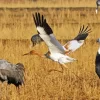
[33,13,65,54]
[95,52,100,78]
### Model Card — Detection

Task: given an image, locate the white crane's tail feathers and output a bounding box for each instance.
[66,56,77,62]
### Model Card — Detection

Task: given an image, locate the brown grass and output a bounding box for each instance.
[0,39,99,100]
[0,0,97,8]
[0,8,100,40]
[0,0,100,99]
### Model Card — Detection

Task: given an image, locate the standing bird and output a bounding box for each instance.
[95,38,100,78]
[0,59,24,87]
[96,0,100,14]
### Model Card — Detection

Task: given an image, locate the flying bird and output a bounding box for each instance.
[23,13,91,68]
[24,13,91,57]
[30,25,90,53]
[95,38,100,78]
[24,13,78,68]
[0,59,24,87]
[96,0,100,14]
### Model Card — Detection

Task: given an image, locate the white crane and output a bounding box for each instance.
[23,13,91,70]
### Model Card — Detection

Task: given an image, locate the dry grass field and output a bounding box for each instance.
[0,0,100,100]
[0,0,97,8]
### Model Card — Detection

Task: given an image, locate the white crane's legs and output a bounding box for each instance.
[61,63,68,69]
[96,8,98,14]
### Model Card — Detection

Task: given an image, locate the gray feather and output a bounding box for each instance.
[0,60,24,87]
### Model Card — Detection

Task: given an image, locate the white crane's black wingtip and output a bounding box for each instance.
[74,25,91,41]
[33,12,53,35]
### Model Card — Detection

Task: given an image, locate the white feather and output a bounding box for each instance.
[50,52,76,64]
[37,26,65,53]
[63,40,84,52]
[36,23,77,65]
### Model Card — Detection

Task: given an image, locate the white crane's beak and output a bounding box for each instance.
[41,55,46,58]
[23,50,44,58]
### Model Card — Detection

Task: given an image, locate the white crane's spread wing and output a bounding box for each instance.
[33,13,65,54]
[63,25,91,54]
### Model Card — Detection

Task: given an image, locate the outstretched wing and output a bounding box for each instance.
[63,25,91,54]
[74,25,91,40]
[33,13,65,53]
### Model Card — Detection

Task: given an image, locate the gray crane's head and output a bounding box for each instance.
[97,38,100,43]
[31,34,43,47]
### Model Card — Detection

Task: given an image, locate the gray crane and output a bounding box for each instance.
[96,0,100,14]
[0,59,24,87]
[95,38,100,78]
